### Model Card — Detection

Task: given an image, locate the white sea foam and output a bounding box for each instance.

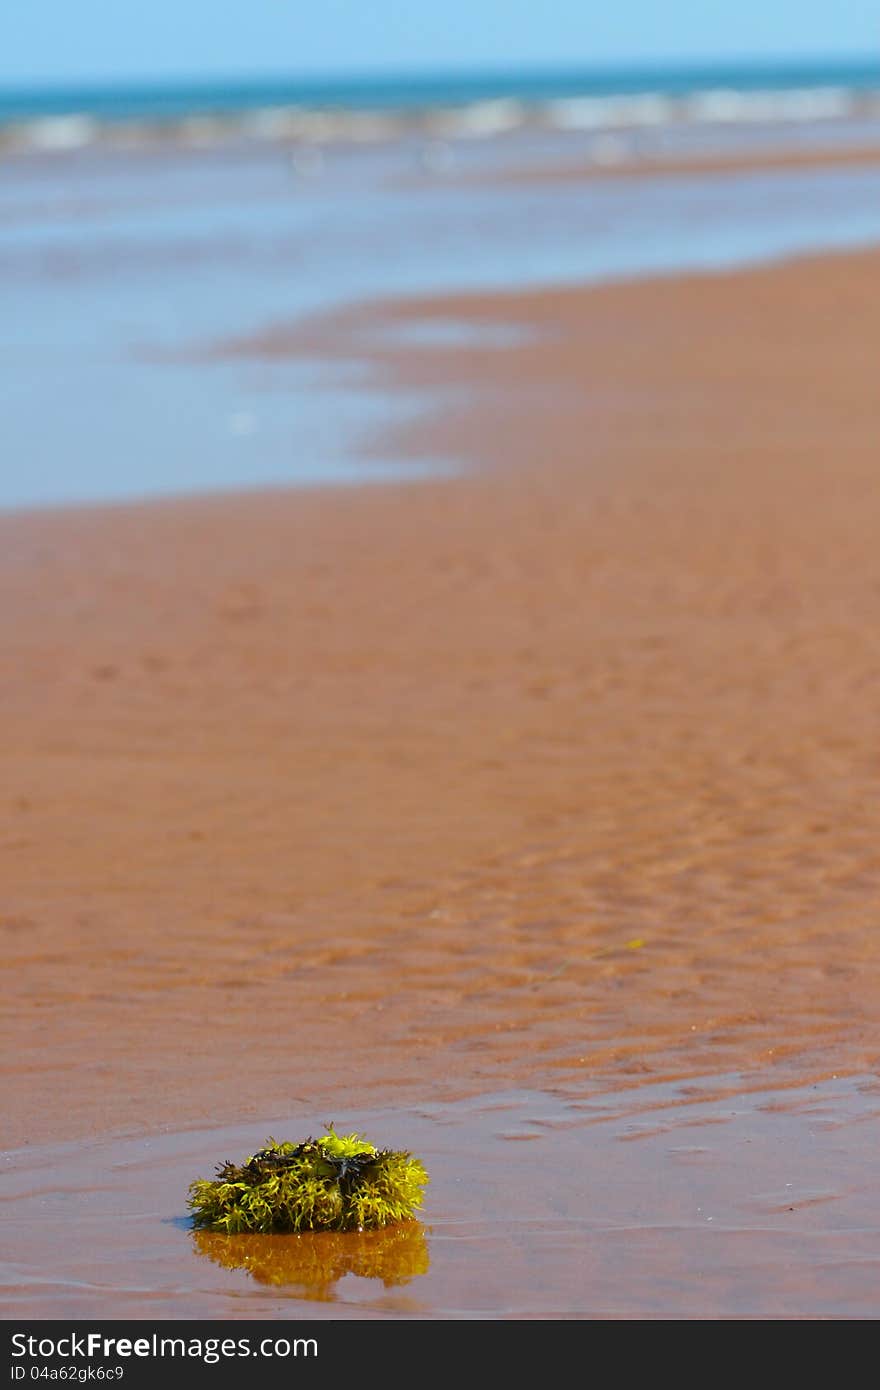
[687,86,855,124]
[545,93,676,130]
[13,114,98,150]
[428,98,527,138]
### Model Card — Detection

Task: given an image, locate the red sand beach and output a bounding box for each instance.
[5,237,880,1317]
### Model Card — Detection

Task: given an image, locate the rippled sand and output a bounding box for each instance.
[4,243,880,1316]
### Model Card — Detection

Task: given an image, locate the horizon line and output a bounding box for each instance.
[3,50,880,98]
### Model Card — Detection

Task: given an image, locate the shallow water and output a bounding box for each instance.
[4,129,880,509]
[5,1075,880,1319]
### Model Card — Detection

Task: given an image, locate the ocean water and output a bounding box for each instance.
[3,58,880,147]
[3,60,880,510]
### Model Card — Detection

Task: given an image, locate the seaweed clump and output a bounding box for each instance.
[188,1126,429,1233]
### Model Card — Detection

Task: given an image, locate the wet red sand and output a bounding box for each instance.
[4,244,880,1317]
[399,137,880,190]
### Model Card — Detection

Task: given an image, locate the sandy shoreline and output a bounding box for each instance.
[398,135,880,189]
[4,245,880,1155]
[8,1075,880,1318]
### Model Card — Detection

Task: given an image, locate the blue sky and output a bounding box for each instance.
[4,1,880,87]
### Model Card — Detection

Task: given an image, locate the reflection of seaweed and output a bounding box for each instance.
[192,1222,430,1301]
[188,1127,429,1233]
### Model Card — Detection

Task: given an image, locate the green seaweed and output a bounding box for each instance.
[187,1125,429,1233]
